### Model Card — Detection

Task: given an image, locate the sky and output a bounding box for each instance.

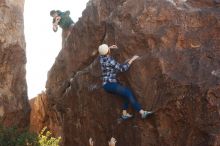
[24,0,89,98]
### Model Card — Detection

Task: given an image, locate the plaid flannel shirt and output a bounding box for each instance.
[99,55,130,85]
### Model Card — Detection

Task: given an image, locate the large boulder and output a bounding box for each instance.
[31,0,220,145]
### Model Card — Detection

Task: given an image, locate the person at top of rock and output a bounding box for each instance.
[50,10,74,39]
[89,137,117,146]
[98,44,153,120]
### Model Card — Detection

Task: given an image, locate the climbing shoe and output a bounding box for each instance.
[141,111,153,119]
[121,114,133,120]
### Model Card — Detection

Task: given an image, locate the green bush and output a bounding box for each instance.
[0,125,61,146]
[38,127,61,146]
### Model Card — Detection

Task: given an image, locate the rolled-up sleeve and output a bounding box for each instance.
[110,59,130,72]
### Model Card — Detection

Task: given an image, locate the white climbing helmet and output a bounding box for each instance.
[98,44,109,55]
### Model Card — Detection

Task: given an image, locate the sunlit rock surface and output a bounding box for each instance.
[31,0,220,145]
[29,92,62,135]
[29,93,47,133]
[0,0,29,127]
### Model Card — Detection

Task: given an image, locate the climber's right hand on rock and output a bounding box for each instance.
[128,55,140,64]
[132,55,140,61]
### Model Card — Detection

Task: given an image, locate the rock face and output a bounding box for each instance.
[29,92,62,134]
[0,0,29,127]
[29,93,47,133]
[35,0,220,145]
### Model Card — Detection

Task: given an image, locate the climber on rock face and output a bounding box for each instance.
[98,44,153,120]
[50,10,74,39]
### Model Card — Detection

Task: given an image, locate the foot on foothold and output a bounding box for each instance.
[141,111,153,119]
[121,114,133,120]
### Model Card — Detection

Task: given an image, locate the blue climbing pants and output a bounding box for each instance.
[103,82,142,112]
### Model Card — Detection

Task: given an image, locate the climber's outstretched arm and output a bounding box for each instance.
[127,55,140,64]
